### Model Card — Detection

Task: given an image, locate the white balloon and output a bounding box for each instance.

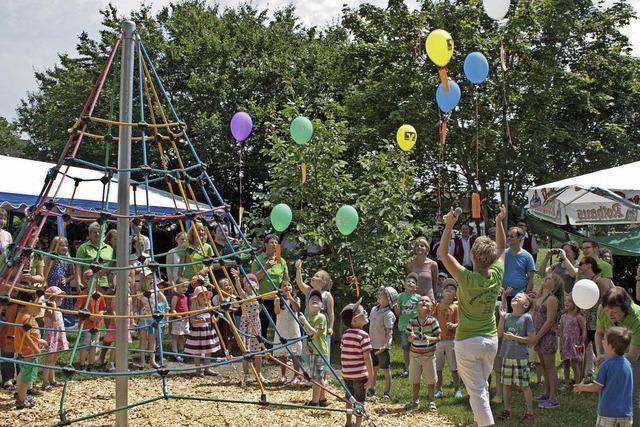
[572,279,600,310]
[482,0,511,20]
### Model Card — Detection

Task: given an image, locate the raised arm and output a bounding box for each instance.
[439,209,463,282]
[294,259,312,295]
[495,205,506,262]
[326,292,335,336]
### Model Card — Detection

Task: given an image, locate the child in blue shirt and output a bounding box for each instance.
[575,326,633,427]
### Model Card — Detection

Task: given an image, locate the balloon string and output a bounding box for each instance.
[300,150,305,219]
[437,111,447,219]
[500,37,514,148]
[346,244,360,297]
[238,141,243,225]
[474,85,480,183]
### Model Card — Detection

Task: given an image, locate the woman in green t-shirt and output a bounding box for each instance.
[596,287,640,426]
[181,222,214,283]
[251,234,289,341]
[439,206,506,427]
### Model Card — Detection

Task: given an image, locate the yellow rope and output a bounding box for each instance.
[7,290,278,320]
[88,115,182,128]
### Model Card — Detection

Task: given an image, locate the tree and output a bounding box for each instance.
[247,101,425,304]
[0,117,24,157]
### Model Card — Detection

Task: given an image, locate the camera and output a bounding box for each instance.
[549,249,560,255]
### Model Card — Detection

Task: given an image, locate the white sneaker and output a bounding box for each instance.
[434,389,443,399]
[107,363,116,372]
[429,401,437,411]
[454,390,463,399]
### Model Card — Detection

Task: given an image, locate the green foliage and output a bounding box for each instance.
[0,117,24,157]
[247,101,424,307]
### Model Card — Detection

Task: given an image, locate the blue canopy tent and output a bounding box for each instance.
[0,155,212,216]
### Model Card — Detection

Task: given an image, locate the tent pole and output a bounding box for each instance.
[115,20,135,427]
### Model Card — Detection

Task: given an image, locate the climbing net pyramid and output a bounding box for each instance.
[0,25,367,426]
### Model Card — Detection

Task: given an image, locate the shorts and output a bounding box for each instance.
[343,377,367,403]
[501,358,530,387]
[400,331,410,350]
[596,415,633,427]
[409,352,437,385]
[435,340,457,371]
[18,358,39,384]
[371,349,390,369]
[309,354,327,381]
[80,330,100,347]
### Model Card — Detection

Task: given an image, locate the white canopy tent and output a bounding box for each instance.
[0,155,213,215]
[527,161,640,225]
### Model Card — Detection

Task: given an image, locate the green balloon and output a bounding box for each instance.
[270,203,292,232]
[290,116,313,145]
[335,205,359,236]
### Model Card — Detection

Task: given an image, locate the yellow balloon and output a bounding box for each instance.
[396,125,417,152]
[425,29,454,67]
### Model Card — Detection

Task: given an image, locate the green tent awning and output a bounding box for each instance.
[526,212,640,256]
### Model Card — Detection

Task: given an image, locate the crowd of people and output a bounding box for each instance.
[0,205,640,427]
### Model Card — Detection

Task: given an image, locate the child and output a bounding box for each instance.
[575,326,632,427]
[397,273,420,377]
[14,296,47,409]
[434,279,462,399]
[405,296,440,411]
[135,268,169,369]
[0,208,12,252]
[231,269,264,385]
[368,286,397,399]
[211,278,240,356]
[42,287,68,389]
[75,270,105,370]
[340,298,374,427]
[559,297,586,388]
[101,283,132,372]
[532,273,562,409]
[297,289,329,407]
[184,277,220,376]
[294,259,335,359]
[170,281,190,362]
[273,280,303,384]
[497,289,535,421]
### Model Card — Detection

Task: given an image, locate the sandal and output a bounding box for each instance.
[2,382,16,392]
[318,399,329,407]
[50,381,62,388]
[498,409,511,420]
[204,369,218,377]
[41,384,52,391]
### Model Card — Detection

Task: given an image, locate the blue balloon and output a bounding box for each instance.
[463,52,490,85]
[436,80,461,113]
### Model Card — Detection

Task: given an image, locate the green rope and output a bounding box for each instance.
[170,394,351,414]
[52,395,165,427]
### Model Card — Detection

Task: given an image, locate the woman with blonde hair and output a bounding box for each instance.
[440,206,506,427]
[406,237,439,299]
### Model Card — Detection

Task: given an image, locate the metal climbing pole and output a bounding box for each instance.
[116,20,136,427]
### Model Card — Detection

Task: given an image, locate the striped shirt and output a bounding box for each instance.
[406,315,440,355]
[340,328,373,380]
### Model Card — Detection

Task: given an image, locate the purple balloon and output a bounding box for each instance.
[230,111,253,142]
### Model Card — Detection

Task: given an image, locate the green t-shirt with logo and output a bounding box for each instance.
[596,303,640,347]
[455,262,504,341]
[308,312,328,355]
[397,291,421,332]
[251,253,288,296]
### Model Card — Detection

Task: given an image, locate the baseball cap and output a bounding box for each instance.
[308,289,323,302]
[340,297,363,327]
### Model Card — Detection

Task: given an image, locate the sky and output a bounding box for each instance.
[0,0,637,123]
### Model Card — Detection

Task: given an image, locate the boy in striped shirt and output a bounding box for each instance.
[405,296,440,411]
[340,298,374,427]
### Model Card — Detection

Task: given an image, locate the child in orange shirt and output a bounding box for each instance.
[434,280,462,399]
[14,295,47,409]
[75,270,106,370]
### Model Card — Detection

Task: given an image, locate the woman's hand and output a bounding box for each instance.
[496,204,506,223]
[443,208,458,227]
[266,258,277,269]
[295,259,302,270]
